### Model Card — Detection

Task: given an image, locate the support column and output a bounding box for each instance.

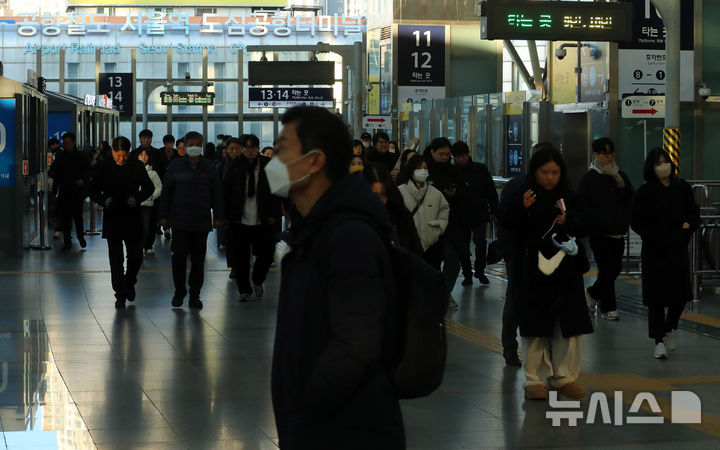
[238,50,244,136]
[653,0,682,173]
[131,49,137,149]
[167,49,173,136]
[202,49,209,143]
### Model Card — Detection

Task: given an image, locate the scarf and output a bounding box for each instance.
[590,159,625,188]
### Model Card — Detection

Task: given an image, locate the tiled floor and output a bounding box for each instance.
[0,232,719,449]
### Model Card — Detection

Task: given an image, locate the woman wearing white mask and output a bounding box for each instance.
[398,154,449,269]
[630,147,700,360]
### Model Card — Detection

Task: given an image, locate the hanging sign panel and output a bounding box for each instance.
[98,73,133,116]
[397,25,446,103]
[248,88,334,108]
[479,1,634,42]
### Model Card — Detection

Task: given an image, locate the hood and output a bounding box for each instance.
[294,173,395,247]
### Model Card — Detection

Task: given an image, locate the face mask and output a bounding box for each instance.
[362,141,370,148]
[349,165,364,174]
[413,169,429,183]
[186,146,202,157]
[265,150,319,198]
[654,162,672,179]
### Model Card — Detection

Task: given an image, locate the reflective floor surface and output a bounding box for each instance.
[0,233,719,449]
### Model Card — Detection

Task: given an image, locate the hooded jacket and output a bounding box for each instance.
[271,174,404,449]
[398,181,449,251]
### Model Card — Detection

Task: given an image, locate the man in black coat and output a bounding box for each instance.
[270,106,404,448]
[89,136,154,308]
[452,141,499,286]
[223,134,282,301]
[424,137,466,306]
[365,131,399,173]
[577,137,635,321]
[159,131,224,310]
[48,132,91,250]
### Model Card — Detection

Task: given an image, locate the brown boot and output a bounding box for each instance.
[557,381,587,399]
[524,384,547,400]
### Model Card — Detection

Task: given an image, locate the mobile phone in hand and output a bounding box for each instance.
[555,198,566,212]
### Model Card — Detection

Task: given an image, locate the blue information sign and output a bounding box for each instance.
[0,98,16,187]
[48,112,72,142]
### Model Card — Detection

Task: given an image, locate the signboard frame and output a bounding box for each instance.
[248,87,334,108]
[160,91,215,106]
[98,72,133,117]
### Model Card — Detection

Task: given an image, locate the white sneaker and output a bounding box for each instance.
[664,331,676,351]
[600,310,619,321]
[254,284,264,298]
[654,342,668,359]
[145,249,155,256]
[448,294,458,309]
[585,289,597,315]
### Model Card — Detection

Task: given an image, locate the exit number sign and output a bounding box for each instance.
[479,1,634,42]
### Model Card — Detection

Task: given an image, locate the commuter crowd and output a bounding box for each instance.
[47,106,700,448]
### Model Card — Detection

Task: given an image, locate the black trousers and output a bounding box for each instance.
[171,229,209,299]
[587,236,625,313]
[501,285,519,354]
[59,195,84,243]
[460,221,488,278]
[107,237,143,300]
[648,303,685,340]
[229,223,274,294]
[140,206,156,251]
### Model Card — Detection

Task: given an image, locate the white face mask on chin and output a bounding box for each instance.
[186,146,202,157]
[265,150,320,198]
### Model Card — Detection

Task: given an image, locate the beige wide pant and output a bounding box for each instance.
[523,321,582,389]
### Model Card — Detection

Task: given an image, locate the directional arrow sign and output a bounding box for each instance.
[622,95,665,119]
[363,115,391,130]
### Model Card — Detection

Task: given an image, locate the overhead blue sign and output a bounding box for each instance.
[48,112,72,142]
[0,99,16,187]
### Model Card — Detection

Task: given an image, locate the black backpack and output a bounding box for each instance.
[389,242,448,399]
[322,213,448,399]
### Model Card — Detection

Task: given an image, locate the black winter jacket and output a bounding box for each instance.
[271,174,405,449]
[630,178,700,308]
[423,155,466,237]
[458,160,498,226]
[89,159,154,240]
[48,148,91,199]
[498,179,594,338]
[576,168,634,237]
[222,155,281,226]
[159,158,223,232]
[366,147,400,173]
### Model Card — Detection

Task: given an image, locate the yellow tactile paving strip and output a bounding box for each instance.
[445,319,720,439]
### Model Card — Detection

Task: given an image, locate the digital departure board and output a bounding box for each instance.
[479,1,634,42]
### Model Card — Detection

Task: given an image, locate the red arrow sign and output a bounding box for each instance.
[366,118,386,123]
[632,108,658,115]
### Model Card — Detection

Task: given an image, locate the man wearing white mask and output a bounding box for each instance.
[269,106,405,447]
[89,136,155,309]
[159,131,224,310]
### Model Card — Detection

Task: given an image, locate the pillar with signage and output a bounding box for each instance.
[505,92,525,178]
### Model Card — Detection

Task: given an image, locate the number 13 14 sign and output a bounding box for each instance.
[98,73,133,117]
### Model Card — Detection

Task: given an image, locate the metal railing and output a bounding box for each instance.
[690,181,720,311]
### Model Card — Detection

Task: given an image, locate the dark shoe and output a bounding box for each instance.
[189,298,203,309]
[238,292,252,303]
[504,351,522,367]
[115,299,126,309]
[79,236,87,248]
[476,273,490,285]
[126,286,136,302]
[462,277,473,286]
[229,268,237,279]
[172,291,186,308]
[254,283,265,298]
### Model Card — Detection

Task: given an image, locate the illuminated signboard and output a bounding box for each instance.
[479,1,634,42]
[160,92,215,106]
[248,88,334,108]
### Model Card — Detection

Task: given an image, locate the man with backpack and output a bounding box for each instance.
[269,106,405,448]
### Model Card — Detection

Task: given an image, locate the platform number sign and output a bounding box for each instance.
[397,25,446,104]
[98,73,133,117]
